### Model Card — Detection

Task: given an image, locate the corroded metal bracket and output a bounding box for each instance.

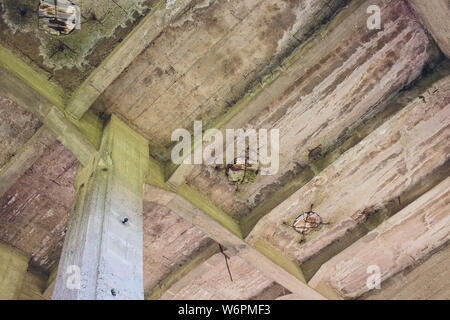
[38,0,80,35]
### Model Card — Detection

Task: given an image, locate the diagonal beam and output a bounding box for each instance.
[0,45,65,109]
[0,60,102,166]
[0,127,57,198]
[143,184,326,300]
[309,177,450,299]
[145,240,220,300]
[66,0,196,119]
[246,75,450,282]
[0,241,30,300]
[240,61,450,237]
[164,0,355,188]
[407,0,450,59]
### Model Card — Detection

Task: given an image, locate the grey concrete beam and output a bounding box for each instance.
[145,240,220,300]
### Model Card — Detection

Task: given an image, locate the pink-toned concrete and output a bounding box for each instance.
[0,141,77,273]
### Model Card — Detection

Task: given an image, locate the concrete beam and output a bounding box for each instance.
[66,0,196,119]
[240,61,450,237]
[0,65,102,167]
[166,0,436,191]
[160,251,287,300]
[17,269,48,300]
[408,0,450,58]
[276,294,308,300]
[144,185,326,300]
[0,241,29,300]
[52,115,149,300]
[43,267,57,300]
[145,241,220,300]
[363,243,450,300]
[309,177,450,299]
[0,127,57,198]
[164,0,343,188]
[0,45,66,110]
[247,75,450,281]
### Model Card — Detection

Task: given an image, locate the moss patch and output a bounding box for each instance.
[253,238,305,283]
[177,184,243,239]
[0,0,157,91]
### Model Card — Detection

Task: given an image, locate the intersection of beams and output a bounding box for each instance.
[0,48,102,166]
[52,115,149,300]
[309,177,450,299]
[247,75,450,283]
[0,0,449,301]
[66,0,196,119]
[144,184,326,300]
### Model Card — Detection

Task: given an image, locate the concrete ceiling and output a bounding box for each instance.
[0,96,41,169]
[0,0,449,300]
[0,0,157,91]
[0,137,77,272]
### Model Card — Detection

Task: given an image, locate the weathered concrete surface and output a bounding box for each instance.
[97,0,347,162]
[363,243,450,300]
[42,203,218,300]
[408,0,450,59]
[42,267,57,299]
[237,60,450,236]
[0,127,57,198]
[160,251,286,300]
[0,141,77,273]
[0,241,29,300]
[247,75,450,280]
[142,201,215,298]
[276,293,307,300]
[67,0,196,119]
[309,178,450,299]
[144,184,326,299]
[187,0,437,221]
[146,241,220,300]
[0,95,41,170]
[0,66,101,166]
[53,115,149,300]
[0,0,159,91]
[17,269,48,300]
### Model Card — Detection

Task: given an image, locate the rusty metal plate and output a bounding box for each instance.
[38,0,80,35]
[292,211,322,234]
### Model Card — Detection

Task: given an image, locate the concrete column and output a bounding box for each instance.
[0,241,29,300]
[52,115,149,300]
